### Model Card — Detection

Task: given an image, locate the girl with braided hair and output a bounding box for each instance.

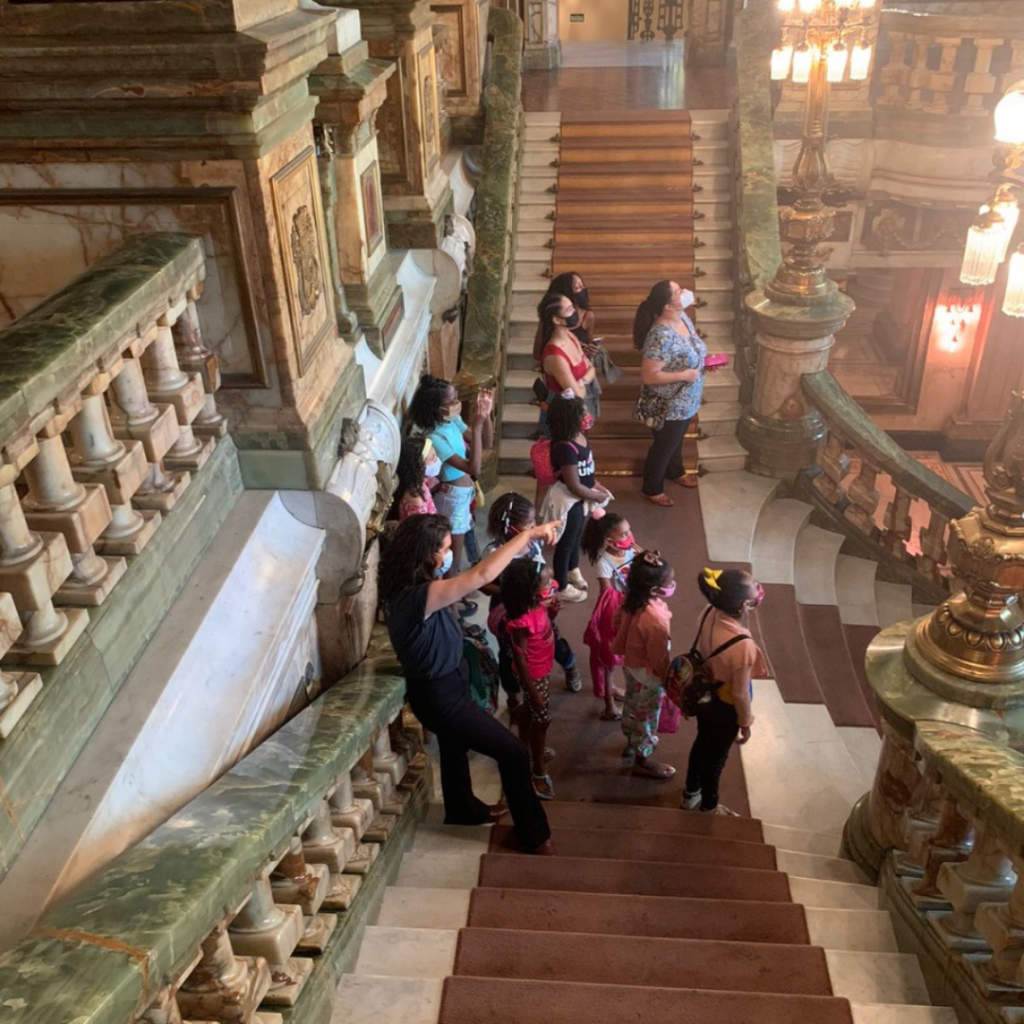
[681,567,767,816]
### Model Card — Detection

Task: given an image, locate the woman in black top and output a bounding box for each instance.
[379,513,560,853]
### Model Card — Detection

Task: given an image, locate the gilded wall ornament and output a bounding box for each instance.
[290,206,323,317]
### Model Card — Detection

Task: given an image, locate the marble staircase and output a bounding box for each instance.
[500,109,743,477]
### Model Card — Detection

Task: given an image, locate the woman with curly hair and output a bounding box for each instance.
[379,512,560,854]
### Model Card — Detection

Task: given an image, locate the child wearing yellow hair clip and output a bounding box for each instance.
[395,437,441,521]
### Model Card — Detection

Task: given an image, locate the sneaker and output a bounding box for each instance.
[681,790,702,810]
[565,666,583,692]
[567,568,589,589]
[559,583,588,603]
[621,743,636,765]
[701,804,739,816]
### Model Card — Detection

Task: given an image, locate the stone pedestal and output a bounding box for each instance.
[522,0,561,70]
[738,288,853,480]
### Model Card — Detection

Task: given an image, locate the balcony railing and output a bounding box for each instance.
[0,233,225,731]
[0,645,423,1024]
[873,9,1024,143]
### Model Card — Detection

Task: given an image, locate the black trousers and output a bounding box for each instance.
[642,416,692,496]
[684,698,740,811]
[407,663,550,849]
[553,499,586,589]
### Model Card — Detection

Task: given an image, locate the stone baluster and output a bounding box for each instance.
[880,482,914,562]
[974,854,1024,996]
[372,724,408,786]
[893,768,943,877]
[302,796,365,908]
[68,373,159,557]
[905,40,926,110]
[917,510,951,584]
[109,354,191,512]
[0,477,88,666]
[354,748,405,831]
[228,872,311,1007]
[270,836,336,954]
[0,591,42,737]
[21,425,125,607]
[811,431,850,506]
[142,318,212,473]
[176,920,271,1024]
[934,820,1016,950]
[137,985,188,1024]
[1008,40,1024,84]
[877,31,909,107]
[329,772,375,839]
[171,292,227,442]
[922,36,963,115]
[844,456,881,535]
[909,792,973,909]
[963,38,1002,114]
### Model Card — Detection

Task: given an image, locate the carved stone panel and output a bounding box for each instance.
[271,147,335,377]
[377,58,410,185]
[360,163,385,258]
[417,43,441,174]
[433,5,468,98]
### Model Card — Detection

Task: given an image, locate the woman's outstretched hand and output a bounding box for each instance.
[532,521,562,546]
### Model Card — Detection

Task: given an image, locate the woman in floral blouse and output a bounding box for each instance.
[632,280,706,507]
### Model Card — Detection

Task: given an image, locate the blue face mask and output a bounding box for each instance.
[435,549,454,578]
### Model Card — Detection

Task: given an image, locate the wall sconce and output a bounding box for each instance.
[938,289,979,352]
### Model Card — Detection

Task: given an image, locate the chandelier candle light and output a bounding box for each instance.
[765,0,876,303]
[959,81,1024,317]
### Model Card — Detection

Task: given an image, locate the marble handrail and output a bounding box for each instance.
[0,653,409,1024]
[457,5,523,490]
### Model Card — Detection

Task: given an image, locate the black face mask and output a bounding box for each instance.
[575,288,590,309]
[563,311,580,329]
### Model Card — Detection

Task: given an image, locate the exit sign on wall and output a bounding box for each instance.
[570,13,585,21]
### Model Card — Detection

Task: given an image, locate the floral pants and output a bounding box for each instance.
[621,666,665,759]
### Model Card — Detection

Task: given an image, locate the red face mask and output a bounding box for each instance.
[581,413,595,432]
[540,582,558,600]
[612,534,634,551]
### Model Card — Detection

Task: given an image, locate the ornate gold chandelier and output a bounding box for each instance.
[770,0,875,88]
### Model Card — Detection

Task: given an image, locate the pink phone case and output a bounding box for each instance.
[705,353,729,368]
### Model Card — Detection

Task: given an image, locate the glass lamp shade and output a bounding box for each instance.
[994,83,1024,147]
[960,209,1007,286]
[850,40,873,81]
[771,45,794,80]
[991,192,1021,263]
[1003,248,1024,317]
[791,44,816,84]
[826,42,848,83]
[777,0,796,11]
[797,0,820,13]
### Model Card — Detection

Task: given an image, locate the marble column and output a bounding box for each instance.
[316,0,455,248]
[310,12,404,355]
[522,0,561,70]
[737,289,853,479]
[685,0,734,67]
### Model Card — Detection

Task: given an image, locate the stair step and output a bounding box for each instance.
[794,525,846,605]
[875,580,913,628]
[557,169,694,189]
[541,798,764,841]
[440,977,857,1024]
[454,927,835,995]
[788,875,881,910]
[335,975,442,1024]
[552,192,695,216]
[355,925,458,978]
[751,497,814,586]
[825,950,931,1006]
[698,470,782,563]
[836,554,880,628]
[478,853,792,902]
[558,140,695,163]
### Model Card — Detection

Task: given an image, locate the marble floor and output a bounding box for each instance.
[522,51,735,112]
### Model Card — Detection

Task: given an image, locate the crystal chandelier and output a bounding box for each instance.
[960,82,1024,317]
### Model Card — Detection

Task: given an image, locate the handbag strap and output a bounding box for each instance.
[690,607,752,660]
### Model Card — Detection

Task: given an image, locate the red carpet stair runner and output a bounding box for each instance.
[340,800,949,1024]
[500,110,745,477]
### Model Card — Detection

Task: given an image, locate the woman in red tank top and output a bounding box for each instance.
[539,293,595,400]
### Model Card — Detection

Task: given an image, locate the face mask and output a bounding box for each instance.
[581,413,595,432]
[444,401,462,422]
[563,311,580,329]
[424,458,441,478]
[540,582,558,600]
[434,549,453,578]
[654,582,677,599]
[612,534,634,551]
[575,287,590,309]
[678,288,695,310]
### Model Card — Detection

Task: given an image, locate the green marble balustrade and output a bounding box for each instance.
[801,371,974,521]
[915,720,1024,849]
[0,654,408,1024]
[0,233,205,451]
[459,6,524,491]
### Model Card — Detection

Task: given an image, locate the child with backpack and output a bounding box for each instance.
[537,394,612,603]
[502,558,560,800]
[483,492,583,717]
[610,549,677,780]
[678,567,766,816]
